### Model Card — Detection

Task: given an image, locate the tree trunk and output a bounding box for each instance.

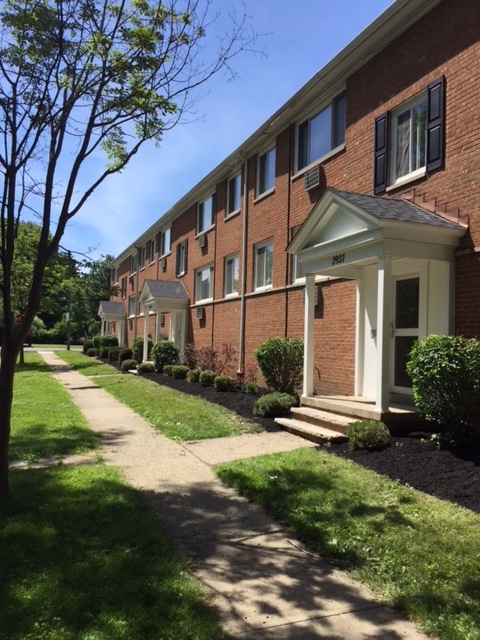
[0,342,18,500]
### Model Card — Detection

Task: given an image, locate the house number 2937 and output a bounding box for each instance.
[332,253,345,265]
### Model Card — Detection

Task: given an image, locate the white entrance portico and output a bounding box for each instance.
[138,280,190,362]
[97,301,127,345]
[287,189,465,413]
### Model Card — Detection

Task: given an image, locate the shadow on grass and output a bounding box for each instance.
[15,360,51,373]
[0,466,228,640]
[9,421,99,461]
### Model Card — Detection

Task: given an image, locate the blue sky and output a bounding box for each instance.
[62,0,395,261]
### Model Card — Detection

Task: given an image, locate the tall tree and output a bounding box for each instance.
[0,0,256,498]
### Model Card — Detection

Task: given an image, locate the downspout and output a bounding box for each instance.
[134,246,139,341]
[238,157,248,374]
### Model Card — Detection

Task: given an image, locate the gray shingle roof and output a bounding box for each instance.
[98,301,126,316]
[144,280,189,300]
[331,189,461,230]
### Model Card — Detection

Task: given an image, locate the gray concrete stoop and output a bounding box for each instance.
[30,351,430,640]
[275,394,422,445]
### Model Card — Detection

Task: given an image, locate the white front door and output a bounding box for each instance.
[392,276,420,394]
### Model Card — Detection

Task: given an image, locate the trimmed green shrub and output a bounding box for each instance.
[163,365,175,377]
[186,368,201,384]
[100,346,109,358]
[407,335,480,441]
[132,337,153,364]
[108,347,120,363]
[137,362,155,374]
[253,392,298,417]
[214,375,236,392]
[100,334,118,348]
[151,340,179,373]
[199,370,216,387]
[119,348,133,363]
[121,359,137,371]
[346,420,390,451]
[254,337,304,395]
[92,335,101,350]
[243,382,257,395]
[86,348,97,358]
[171,365,189,380]
[83,339,93,355]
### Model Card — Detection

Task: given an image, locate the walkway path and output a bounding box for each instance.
[37,351,430,639]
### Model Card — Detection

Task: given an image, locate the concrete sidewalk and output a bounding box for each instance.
[36,351,430,639]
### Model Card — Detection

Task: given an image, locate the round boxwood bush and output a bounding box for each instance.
[253,392,298,417]
[214,375,236,392]
[100,334,119,348]
[199,370,216,387]
[119,348,133,363]
[100,346,110,358]
[83,339,93,355]
[137,362,155,374]
[121,359,137,371]
[186,368,201,384]
[151,340,179,373]
[171,365,189,379]
[243,382,257,395]
[162,364,175,377]
[346,420,390,451]
[108,347,120,362]
[86,347,97,358]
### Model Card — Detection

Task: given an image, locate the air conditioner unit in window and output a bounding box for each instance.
[198,233,206,248]
[304,166,320,191]
[160,257,166,271]
[195,306,204,320]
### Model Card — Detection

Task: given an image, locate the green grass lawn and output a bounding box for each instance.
[217,449,480,640]
[57,350,262,440]
[10,353,99,462]
[2,352,230,640]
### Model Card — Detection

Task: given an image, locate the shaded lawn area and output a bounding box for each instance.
[56,351,263,441]
[1,466,228,640]
[217,448,480,640]
[10,354,99,462]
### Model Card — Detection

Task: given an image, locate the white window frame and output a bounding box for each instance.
[226,173,242,217]
[160,227,171,257]
[139,245,146,270]
[390,92,427,186]
[121,276,127,299]
[149,238,156,264]
[128,294,137,317]
[257,147,276,197]
[112,266,119,285]
[296,91,346,172]
[198,194,215,233]
[195,264,214,303]
[130,253,138,275]
[176,240,188,277]
[224,254,239,297]
[254,240,273,291]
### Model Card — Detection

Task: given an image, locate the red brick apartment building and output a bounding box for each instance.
[100,0,480,415]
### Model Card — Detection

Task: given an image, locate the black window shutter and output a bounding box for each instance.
[175,243,180,277]
[426,76,445,172]
[184,238,188,274]
[373,112,388,195]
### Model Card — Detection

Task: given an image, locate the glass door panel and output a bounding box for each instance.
[393,277,419,390]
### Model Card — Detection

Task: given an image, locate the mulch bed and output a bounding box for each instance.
[133,368,480,514]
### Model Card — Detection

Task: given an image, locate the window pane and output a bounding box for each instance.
[396,110,411,178]
[265,243,273,286]
[225,256,239,295]
[161,228,171,255]
[412,102,427,172]
[256,246,265,288]
[310,105,332,163]
[333,92,346,148]
[395,278,419,329]
[297,120,309,170]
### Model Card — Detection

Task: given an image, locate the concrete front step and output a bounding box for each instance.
[291,406,357,434]
[274,417,348,444]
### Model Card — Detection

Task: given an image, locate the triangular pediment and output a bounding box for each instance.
[288,190,379,255]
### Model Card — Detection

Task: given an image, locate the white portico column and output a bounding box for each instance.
[303,274,316,398]
[376,255,392,412]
